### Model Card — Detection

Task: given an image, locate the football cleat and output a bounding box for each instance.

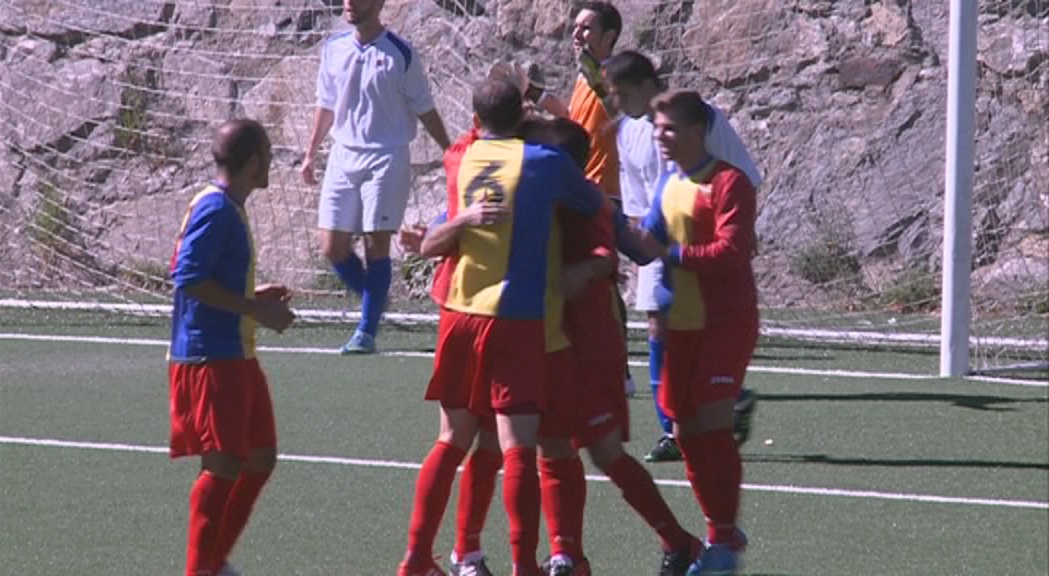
[645,435,683,463]
[339,330,376,355]
[733,389,757,446]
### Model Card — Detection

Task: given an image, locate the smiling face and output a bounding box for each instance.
[571,9,615,61]
[653,109,705,167]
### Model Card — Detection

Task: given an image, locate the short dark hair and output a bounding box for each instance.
[651,90,713,131]
[578,1,622,47]
[212,119,269,175]
[604,50,661,88]
[546,118,591,169]
[473,79,524,136]
[517,117,552,143]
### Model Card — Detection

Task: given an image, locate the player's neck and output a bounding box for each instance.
[212,176,251,206]
[354,20,385,44]
[678,153,716,182]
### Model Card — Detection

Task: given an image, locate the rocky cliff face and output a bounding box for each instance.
[0,0,1045,312]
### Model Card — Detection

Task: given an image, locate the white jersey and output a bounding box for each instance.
[618,116,663,218]
[315,29,436,149]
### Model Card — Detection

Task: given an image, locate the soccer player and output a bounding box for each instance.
[398,80,605,576]
[535,118,702,576]
[640,90,760,574]
[168,119,296,576]
[413,118,702,576]
[605,50,763,461]
[301,0,451,354]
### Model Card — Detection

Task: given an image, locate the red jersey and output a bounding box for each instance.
[428,128,481,307]
[559,198,623,362]
[643,161,758,330]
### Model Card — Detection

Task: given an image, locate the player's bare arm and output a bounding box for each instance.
[419,202,509,258]
[300,107,334,185]
[418,109,452,150]
[185,279,295,333]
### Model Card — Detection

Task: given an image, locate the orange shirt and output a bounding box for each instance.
[569,77,620,198]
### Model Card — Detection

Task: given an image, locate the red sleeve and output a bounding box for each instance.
[586,203,617,263]
[443,128,481,219]
[677,168,756,275]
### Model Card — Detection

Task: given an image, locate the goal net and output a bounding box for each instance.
[1,0,1045,378]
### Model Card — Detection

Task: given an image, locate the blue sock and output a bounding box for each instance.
[331,254,365,296]
[359,257,391,337]
[648,338,673,436]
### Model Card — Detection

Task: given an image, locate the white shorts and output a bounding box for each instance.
[634,259,664,312]
[318,144,411,234]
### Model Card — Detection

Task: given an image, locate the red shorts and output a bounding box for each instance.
[426,309,548,416]
[168,358,276,460]
[567,320,630,447]
[537,347,579,439]
[660,314,759,421]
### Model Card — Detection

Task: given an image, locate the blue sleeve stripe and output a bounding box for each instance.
[386,32,413,71]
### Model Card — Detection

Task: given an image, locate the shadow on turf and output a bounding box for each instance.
[744,453,1049,471]
[754,391,1047,411]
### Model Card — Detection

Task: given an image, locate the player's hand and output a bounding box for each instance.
[561,263,593,301]
[255,284,292,303]
[300,154,318,186]
[252,299,295,334]
[457,201,510,227]
[398,224,428,255]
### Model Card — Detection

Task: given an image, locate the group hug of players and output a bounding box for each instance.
[396,7,761,576]
[165,2,762,576]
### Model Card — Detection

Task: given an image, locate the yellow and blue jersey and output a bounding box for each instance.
[643,160,758,331]
[442,138,604,333]
[169,184,257,362]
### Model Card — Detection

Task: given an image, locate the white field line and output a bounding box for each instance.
[2,435,1045,511]
[2,298,1046,351]
[1,332,1046,387]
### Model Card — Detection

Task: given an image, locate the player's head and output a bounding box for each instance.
[651,90,713,166]
[545,118,591,170]
[604,50,663,119]
[517,117,553,143]
[473,79,525,137]
[212,118,272,191]
[573,2,622,61]
[344,0,383,26]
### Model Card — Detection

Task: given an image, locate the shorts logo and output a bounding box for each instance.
[711,375,735,385]
[588,412,613,427]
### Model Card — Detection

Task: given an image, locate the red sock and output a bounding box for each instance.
[214,470,271,567]
[539,456,586,562]
[455,447,503,558]
[503,446,540,573]
[405,441,468,566]
[677,430,742,544]
[605,454,693,551]
[186,472,235,576]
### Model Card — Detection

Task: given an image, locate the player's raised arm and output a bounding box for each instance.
[612,204,664,265]
[419,202,510,258]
